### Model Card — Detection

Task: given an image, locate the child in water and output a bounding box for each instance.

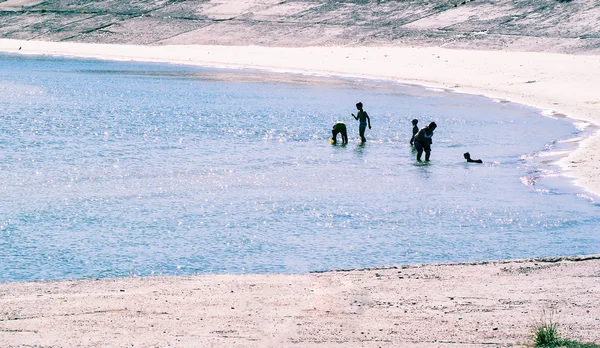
[352,102,371,142]
[410,119,418,145]
[414,122,437,162]
[331,121,348,144]
[464,152,483,163]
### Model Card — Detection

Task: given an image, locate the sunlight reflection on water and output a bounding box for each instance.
[0,54,599,282]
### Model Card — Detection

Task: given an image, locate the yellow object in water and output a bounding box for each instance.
[329,138,334,144]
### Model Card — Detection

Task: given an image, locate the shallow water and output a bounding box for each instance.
[1,54,599,282]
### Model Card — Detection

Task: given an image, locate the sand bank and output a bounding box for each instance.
[1,256,599,346]
[1,39,600,197]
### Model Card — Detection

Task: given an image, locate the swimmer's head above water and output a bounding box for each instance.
[464,152,483,163]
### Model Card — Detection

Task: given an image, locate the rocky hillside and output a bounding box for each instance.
[0,0,598,53]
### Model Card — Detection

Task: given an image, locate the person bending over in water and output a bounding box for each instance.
[410,119,418,145]
[331,121,348,144]
[464,152,483,163]
[414,122,437,162]
[352,102,371,142]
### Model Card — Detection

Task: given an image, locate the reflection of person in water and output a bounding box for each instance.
[414,122,437,162]
[410,119,418,146]
[351,102,371,143]
[464,152,483,163]
[331,121,348,144]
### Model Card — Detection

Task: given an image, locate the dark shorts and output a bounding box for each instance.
[414,140,431,152]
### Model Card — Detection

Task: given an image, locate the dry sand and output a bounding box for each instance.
[1,15,600,347]
[1,256,599,347]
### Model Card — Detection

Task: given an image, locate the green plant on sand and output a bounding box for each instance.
[533,317,599,347]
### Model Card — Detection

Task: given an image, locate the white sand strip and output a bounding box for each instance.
[1,39,599,196]
[1,256,598,346]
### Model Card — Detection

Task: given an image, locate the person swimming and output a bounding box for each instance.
[331,121,348,144]
[464,152,483,163]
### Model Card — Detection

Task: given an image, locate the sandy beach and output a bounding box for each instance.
[2,0,600,346]
[1,256,599,347]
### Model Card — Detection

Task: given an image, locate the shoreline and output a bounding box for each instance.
[1,255,599,346]
[1,39,600,198]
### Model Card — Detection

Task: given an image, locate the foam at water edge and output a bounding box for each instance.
[520,153,536,161]
[573,121,591,131]
[557,136,585,144]
[536,150,570,158]
[575,193,596,202]
[425,87,445,93]
[540,109,556,117]
[520,176,536,190]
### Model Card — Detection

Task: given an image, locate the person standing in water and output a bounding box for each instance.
[352,102,371,142]
[414,121,437,162]
[331,121,348,144]
[410,119,419,146]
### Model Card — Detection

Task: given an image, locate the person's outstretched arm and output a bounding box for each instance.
[351,113,358,120]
